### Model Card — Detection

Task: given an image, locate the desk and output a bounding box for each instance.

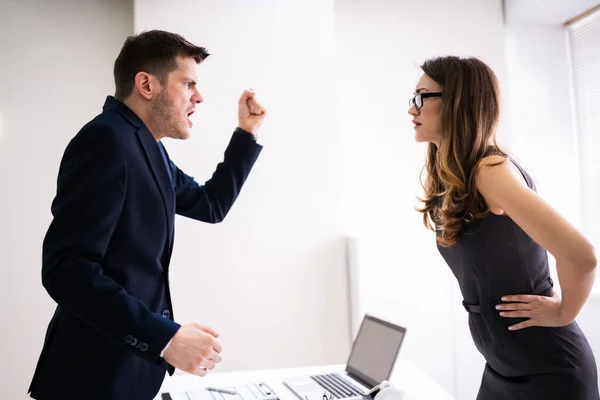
[153,360,455,400]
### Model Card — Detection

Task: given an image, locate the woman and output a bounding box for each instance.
[408,56,599,399]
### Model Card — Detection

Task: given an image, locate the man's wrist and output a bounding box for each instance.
[236,126,258,141]
[160,338,173,358]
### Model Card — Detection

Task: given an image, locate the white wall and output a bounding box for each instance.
[0,0,133,398]
[336,0,509,237]
[134,0,351,373]
[503,24,581,286]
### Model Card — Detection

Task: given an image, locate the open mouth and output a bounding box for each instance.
[187,110,195,127]
[412,120,422,128]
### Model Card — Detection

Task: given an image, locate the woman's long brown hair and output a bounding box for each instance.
[417,56,506,247]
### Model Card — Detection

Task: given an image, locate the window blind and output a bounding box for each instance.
[567,9,600,253]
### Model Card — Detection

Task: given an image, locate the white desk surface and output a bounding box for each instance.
[154,360,455,400]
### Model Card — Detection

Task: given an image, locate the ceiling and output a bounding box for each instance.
[504,0,599,25]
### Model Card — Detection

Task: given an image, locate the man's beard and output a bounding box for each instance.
[150,91,185,140]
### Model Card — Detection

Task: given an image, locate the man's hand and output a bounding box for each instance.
[238,89,267,135]
[163,323,222,376]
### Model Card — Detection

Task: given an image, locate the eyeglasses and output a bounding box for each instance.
[409,92,442,109]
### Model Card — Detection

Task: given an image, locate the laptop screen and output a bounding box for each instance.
[345,315,406,388]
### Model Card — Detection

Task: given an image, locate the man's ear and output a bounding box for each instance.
[133,72,160,100]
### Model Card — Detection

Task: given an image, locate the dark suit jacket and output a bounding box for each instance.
[28,96,262,400]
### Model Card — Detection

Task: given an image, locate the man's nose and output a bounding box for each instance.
[192,89,203,104]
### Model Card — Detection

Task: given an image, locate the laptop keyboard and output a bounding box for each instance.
[309,373,364,399]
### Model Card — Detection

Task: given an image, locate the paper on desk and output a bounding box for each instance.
[186,389,238,400]
[166,393,193,400]
[164,382,278,400]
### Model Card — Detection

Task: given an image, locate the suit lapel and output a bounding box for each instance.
[136,126,175,253]
[101,96,175,266]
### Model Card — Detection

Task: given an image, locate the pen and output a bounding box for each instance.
[206,386,238,395]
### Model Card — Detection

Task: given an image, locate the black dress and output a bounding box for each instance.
[437,161,599,399]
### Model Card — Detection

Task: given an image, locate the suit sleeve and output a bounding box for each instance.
[42,124,180,364]
[171,128,262,222]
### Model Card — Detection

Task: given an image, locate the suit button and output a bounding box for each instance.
[162,310,170,318]
[125,335,133,344]
[140,343,148,352]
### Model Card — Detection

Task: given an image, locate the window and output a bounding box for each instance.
[567,10,600,272]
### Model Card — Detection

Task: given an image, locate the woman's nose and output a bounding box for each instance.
[408,104,418,116]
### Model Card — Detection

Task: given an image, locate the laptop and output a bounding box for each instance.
[283,314,407,400]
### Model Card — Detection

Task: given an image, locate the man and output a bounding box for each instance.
[28,30,266,400]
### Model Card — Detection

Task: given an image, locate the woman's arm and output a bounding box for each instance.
[476,155,597,326]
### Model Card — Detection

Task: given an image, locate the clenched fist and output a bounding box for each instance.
[163,323,222,377]
[238,89,267,135]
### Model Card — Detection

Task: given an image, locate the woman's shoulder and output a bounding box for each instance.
[475,155,532,215]
[477,155,532,188]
